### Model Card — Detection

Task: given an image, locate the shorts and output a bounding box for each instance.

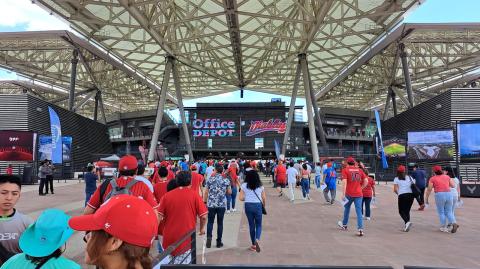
[277,183,286,188]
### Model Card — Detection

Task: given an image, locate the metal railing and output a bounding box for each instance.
[152,229,197,266]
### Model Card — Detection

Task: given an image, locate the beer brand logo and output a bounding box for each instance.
[246,119,287,136]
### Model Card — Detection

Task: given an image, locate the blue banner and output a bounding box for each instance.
[374,110,388,169]
[48,106,62,164]
[274,139,281,160]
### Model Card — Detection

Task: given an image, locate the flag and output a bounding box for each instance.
[374,110,388,169]
[48,106,62,164]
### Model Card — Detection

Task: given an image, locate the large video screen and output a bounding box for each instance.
[407,130,454,160]
[458,121,480,162]
[39,135,73,162]
[383,136,406,158]
[0,131,37,161]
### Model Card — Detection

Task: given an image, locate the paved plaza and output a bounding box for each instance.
[17,178,480,269]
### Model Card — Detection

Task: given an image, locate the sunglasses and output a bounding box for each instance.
[83,231,91,243]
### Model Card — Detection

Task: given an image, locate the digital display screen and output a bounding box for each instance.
[383,136,406,158]
[0,131,36,161]
[407,130,454,160]
[458,122,480,162]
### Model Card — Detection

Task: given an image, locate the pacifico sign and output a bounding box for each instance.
[246,119,287,136]
[192,119,235,137]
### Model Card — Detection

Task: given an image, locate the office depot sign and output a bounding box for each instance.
[246,119,286,136]
[192,119,235,137]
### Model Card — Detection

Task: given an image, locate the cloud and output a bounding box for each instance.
[0,0,69,31]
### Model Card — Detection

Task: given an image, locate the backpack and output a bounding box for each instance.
[199,163,205,174]
[99,178,138,204]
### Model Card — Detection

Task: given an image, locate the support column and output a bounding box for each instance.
[68,49,79,111]
[94,91,99,122]
[382,88,392,121]
[299,54,319,163]
[399,43,414,108]
[97,91,107,124]
[390,87,398,116]
[172,58,194,163]
[148,57,173,162]
[306,60,327,148]
[281,59,301,156]
[126,140,131,155]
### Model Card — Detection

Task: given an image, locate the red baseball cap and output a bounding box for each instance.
[118,155,138,171]
[190,164,197,170]
[68,195,158,247]
[327,162,332,168]
[433,165,443,173]
[160,161,169,167]
[346,156,355,163]
[397,165,406,173]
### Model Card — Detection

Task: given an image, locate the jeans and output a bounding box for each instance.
[244,202,262,245]
[85,192,94,207]
[415,187,426,206]
[226,186,238,210]
[398,193,414,223]
[323,188,336,203]
[452,193,458,219]
[315,175,321,188]
[362,197,372,218]
[435,192,456,227]
[207,207,226,241]
[342,196,363,230]
[300,178,310,198]
[39,178,47,195]
[46,175,54,194]
[288,181,296,201]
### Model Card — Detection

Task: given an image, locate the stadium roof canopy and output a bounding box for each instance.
[2,1,478,119]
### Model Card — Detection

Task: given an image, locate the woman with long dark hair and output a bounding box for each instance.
[444,166,461,219]
[393,165,414,232]
[239,170,266,253]
[69,195,158,269]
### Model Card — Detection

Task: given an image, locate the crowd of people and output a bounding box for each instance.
[0,154,463,268]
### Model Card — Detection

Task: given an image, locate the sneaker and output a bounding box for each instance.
[216,240,224,248]
[232,208,237,212]
[357,229,364,236]
[418,204,425,211]
[366,217,371,221]
[278,193,283,197]
[307,194,311,200]
[404,222,412,232]
[206,238,212,248]
[337,221,347,230]
[249,245,256,251]
[451,223,459,233]
[440,227,450,233]
[226,210,231,214]
[255,240,261,253]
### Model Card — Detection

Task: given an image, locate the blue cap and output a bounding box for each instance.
[19,209,74,257]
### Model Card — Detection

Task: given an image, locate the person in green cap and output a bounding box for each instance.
[0,209,80,269]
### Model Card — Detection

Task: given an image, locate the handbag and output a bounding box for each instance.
[409,176,421,198]
[252,189,267,215]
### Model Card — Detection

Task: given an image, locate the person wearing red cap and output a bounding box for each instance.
[393,165,415,232]
[274,160,287,197]
[360,165,375,220]
[190,165,204,198]
[158,171,207,263]
[69,195,158,269]
[425,166,459,233]
[338,156,368,236]
[84,155,159,216]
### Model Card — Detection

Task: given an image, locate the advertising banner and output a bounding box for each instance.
[48,106,62,164]
[246,119,286,136]
[0,131,36,161]
[39,135,72,162]
[192,119,235,137]
[374,110,388,169]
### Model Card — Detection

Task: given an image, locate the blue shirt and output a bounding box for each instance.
[411,169,427,188]
[206,174,230,208]
[324,168,337,190]
[84,172,97,194]
[180,161,188,171]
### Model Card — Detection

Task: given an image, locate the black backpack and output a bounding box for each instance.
[99,178,139,204]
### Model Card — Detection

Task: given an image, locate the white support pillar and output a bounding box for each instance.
[172,59,194,163]
[148,57,173,162]
[382,88,392,121]
[68,49,79,111]
[399,43,414,108]
[307,61,327,148]
[281,59,301,157]
[97,91,107,124]
[299,54,319,163]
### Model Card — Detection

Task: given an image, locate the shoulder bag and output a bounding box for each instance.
[409,176,421,198]
[252,189,267,215]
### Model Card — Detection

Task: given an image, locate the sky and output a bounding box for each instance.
[0,0,479,119]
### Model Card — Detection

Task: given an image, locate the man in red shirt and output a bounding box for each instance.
[159,171,207,263]
[84,155,159,215]
[190,165,204,198]
[274,160,287,197]
[338,156,368,236]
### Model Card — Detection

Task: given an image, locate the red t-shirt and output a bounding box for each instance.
[362,177,375,198]
[275,165,287,184]
[429,175,451,193]
[153,180,169,235]
[190,172,204,195]
[167,169,175,181]
[159,187,207,256]
[341,166,367,197]
[87,176,159,210]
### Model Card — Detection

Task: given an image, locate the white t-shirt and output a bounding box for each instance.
[241,183,264,203]
[287,167,298,184]
[451,177,460,196]
[135,175,154,192]
[393,176,415,195]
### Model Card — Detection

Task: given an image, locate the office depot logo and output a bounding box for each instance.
[192,119,235,137]
[246,119,286,136]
